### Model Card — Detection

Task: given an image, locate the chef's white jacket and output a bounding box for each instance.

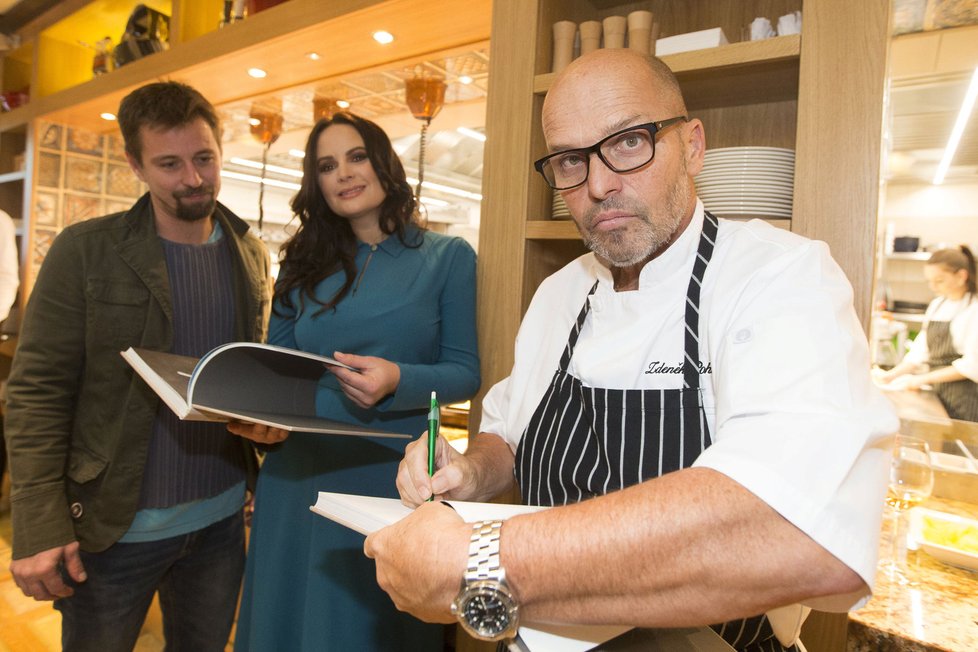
[481,201,899,611]
[902,294,978,382]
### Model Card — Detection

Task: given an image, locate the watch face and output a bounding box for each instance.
[455,582,519,641]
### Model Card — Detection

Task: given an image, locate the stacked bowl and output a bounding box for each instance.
[695,147,795,219]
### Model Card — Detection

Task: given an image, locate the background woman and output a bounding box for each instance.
[879,245,978,421]
[233,112,480,650]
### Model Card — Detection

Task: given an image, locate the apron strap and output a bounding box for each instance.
[683,211,718,389]
[558,280,599,371]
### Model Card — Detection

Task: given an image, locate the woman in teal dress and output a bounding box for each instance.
[233,113,480,650]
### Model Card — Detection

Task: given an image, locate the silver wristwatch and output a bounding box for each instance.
[451,520,520,641]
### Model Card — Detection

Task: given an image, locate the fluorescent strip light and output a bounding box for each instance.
[229,157,303,178]
[933,66,978,185]
[406,176,482,201]
[221,170,301,190]
[457,126,486,142]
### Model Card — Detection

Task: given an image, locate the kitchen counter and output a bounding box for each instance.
[847,498,978,651]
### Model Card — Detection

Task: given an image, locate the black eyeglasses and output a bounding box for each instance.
[533,116,688,190]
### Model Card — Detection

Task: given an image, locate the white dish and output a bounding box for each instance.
[704,200,793,209]
[929,451,978,475]
[910,508,978,571]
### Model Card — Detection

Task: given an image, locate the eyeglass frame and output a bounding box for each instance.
[533,116,689,190]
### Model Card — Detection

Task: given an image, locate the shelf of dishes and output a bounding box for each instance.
[533,34,801,107]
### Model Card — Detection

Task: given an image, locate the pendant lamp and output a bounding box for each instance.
[404,71,446,199]
[248,98,283,234]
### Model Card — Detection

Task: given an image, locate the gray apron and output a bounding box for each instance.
[514,213,799,652]
[927,296,978,422]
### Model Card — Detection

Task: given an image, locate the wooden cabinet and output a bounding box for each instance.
[472,0,891,429]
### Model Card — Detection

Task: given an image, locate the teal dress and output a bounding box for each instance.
[235,228,480,651]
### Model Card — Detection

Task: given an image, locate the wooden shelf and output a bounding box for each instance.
[525,220,581,240]
[533,34,801,95]
[0,0,492,134]
[0,170,26,185]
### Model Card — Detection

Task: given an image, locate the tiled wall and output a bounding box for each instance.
[29,120,145,285]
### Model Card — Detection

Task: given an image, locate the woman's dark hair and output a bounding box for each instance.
[274,112,421,314]
[928,245,977,295]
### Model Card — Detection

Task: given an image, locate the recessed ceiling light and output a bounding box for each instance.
[100,112,117,121]
[306,52,321,61]
[248,118,261,126]
[458,75,473,85]
[247,67,267,78]
[336,100,351,108]
[372,30,394,45]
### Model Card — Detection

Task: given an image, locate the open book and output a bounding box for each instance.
[312,493,742,651]
[311,493,733,651]
[121,343,407,438]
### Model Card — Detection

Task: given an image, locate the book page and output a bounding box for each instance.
[121,347,223,422]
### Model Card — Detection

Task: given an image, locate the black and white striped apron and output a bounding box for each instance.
[514,213,799,652]
[927,295,978,422]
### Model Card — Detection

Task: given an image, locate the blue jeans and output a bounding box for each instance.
[55,511,245,652]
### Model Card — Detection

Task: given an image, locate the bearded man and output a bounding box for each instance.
[5,81,279,651]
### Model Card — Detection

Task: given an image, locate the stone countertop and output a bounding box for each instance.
[847,498,978,651]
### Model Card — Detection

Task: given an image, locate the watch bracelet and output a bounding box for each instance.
[464,519,506,583]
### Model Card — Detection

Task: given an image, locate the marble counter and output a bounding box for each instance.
[847,499,978,651]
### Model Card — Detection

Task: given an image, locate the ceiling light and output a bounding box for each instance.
[373,30,394,44]
[289,148,305,158]
[933,66,978,185]
[336,100,351,108]
[100,112,116,121]
[406,176,482,201]
[306,52,321,60]
[230,157,303,177]
[221,169,300,190]
[419,196,450,208]
[248,117,261,126]
[248,67,267,78]
[457,126,486,142]
[458,75,473,85]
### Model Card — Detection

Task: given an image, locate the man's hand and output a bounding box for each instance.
[364,502,470,622]
[328,352,401,409]
[10,542,86,601]
[226,421,290,444]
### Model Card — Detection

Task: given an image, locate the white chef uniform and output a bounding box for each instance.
[480,200,899,613]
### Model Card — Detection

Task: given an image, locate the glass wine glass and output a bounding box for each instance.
[881,435,934,585]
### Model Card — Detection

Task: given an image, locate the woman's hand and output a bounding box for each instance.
[328,352,401,409]
[226,421,290,444]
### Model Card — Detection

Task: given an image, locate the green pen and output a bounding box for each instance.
[427,391,439,501]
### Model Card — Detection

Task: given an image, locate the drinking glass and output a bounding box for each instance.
[881,435,934,585]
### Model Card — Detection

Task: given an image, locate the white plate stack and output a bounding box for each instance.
[695,147,795,219]
[552,191,572,219]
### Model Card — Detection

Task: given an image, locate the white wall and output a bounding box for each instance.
[880,182,978,252]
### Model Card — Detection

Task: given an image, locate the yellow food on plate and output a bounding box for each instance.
[921,515,978,555]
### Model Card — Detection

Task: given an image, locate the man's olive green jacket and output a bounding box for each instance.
[5,193,270,559]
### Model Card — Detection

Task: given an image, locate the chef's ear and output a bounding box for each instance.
[682,118,706,177]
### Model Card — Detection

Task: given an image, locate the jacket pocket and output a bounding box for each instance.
[67,446,109,484]
[86,278,151,346]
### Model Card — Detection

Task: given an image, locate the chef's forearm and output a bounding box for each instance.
[499,467,863,627]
